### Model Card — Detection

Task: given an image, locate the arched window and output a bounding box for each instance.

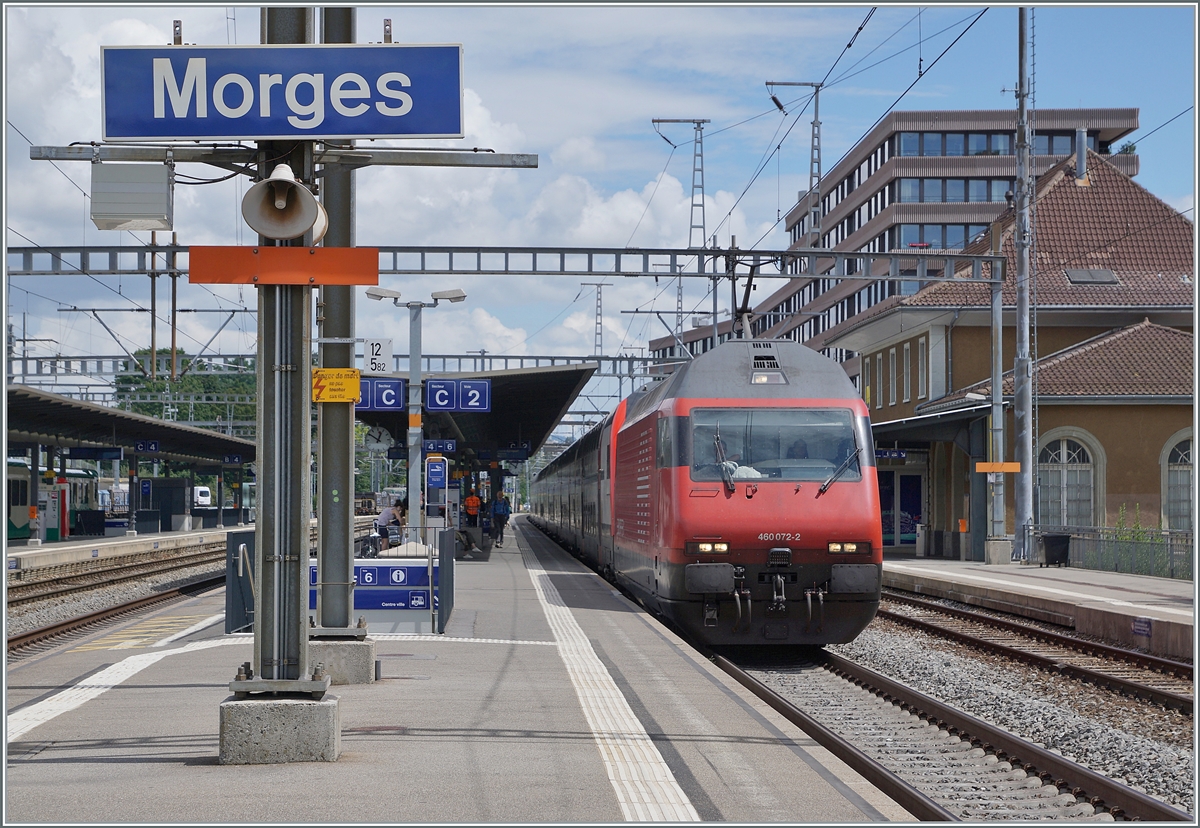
[1038,438,1093,527]
[1166,438,1193,531]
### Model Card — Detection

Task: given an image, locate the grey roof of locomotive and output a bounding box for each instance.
[627,340,859,421]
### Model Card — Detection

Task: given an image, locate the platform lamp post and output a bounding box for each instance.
[366,286,467,545]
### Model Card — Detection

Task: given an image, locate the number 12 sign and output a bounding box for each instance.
[364,338,392,373]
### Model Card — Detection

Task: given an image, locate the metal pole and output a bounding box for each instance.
[990,269,1006,540]
[170,231,178,380]
[408,302,424,544]
[315,4,358,637]
[1013,8,1034,561]
[241,5,325,696]
[150,231,157,381]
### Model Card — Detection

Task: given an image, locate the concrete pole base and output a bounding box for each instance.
[218,694,341,764]
[308,639,377,685]
[985,539,1014,565]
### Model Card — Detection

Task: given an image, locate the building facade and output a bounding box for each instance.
[650,108,1140,363]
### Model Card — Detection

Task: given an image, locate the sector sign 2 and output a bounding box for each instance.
[101,44,463,141]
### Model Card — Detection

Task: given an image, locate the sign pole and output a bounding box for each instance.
[408,302,424,545]
[313,5,361,639]
[238,6,328,698]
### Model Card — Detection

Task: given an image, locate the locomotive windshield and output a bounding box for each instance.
[691,408,860,483]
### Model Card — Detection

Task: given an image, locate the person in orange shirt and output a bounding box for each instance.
[463,489,481,527]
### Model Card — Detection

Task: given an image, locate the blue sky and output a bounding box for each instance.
[4,4,1196,420]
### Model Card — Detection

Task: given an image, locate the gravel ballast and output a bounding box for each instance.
[831,619,1195,814]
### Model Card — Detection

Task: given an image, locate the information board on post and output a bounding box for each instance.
[101,44,463,141]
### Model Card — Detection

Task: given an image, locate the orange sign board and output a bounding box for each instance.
[312,368,361,403]
[975,462,1021,473]
[189,246,379,286]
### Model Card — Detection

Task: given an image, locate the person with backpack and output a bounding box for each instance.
[490,491,511,547]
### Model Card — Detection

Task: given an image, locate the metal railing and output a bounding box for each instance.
[1033,524,1194,580]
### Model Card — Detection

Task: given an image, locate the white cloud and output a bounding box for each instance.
[551,137,606,172]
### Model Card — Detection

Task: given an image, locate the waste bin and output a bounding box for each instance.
[1039,533,1070,567]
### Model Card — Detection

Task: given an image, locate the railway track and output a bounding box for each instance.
[7,548,226,606]
[717,650,1193,821]
[6,575,226,655]
[878,591,1194,714]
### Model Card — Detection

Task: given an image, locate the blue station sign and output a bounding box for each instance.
[101,44,463,141]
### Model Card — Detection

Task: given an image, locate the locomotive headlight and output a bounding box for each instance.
[687,541,729,554]
[828,542,869,554]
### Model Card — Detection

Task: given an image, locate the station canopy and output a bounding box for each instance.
[354,363,597,463]
[7,385,256,466]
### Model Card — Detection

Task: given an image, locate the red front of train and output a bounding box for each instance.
[611,393,882,647]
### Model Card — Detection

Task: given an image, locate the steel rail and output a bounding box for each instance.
[6,575,225,653]
[710,654,959,822]
[819,651,1194,822]
[883,590,1192,678]
[7,549,226,606]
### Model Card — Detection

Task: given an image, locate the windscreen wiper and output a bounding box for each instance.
[816,447,860,499]
[714,426,736,493]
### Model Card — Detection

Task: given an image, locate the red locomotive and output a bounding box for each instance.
[530,339,882,646]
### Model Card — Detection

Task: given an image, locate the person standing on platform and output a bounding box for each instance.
[376,498,403,551]
[463,488,481,527]
[490,491,511,547]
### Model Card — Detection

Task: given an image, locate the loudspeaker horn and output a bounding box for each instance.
[311,200,329,244]
[241,163,319,240]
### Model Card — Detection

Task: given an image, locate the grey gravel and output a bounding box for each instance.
[830,619,1195,814]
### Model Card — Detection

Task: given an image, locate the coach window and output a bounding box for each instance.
[1161,430,1193,531]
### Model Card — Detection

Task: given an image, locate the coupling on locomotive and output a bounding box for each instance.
[530,339,883,647]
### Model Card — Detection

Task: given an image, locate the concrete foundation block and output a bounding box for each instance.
[985,539,1013,565]
[218,695,341,764]
[309,639,377,685]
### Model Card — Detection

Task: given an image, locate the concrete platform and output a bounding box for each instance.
[882,556,1194,659]
[6,517,913,823]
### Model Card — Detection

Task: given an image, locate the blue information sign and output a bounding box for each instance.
[458,380,491,411]
[426,459,447,489]
[102,44,463,141]
[426,380,457,411]
[135,440,160,453]
[424,379,489,412]
[355,378,405,411]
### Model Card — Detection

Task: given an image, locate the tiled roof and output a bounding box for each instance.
[918,320,1193,411]
[904,150,1194,309]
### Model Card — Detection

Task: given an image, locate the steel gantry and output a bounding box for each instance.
[9,241,1010,548]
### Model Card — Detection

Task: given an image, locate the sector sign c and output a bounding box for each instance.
[101,45,463,141]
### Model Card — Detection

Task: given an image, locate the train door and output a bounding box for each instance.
[878,470,923,547]
[598,430,613,572]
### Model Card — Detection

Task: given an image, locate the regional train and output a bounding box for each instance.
[7,459,100,541]
[529,339,883,647]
